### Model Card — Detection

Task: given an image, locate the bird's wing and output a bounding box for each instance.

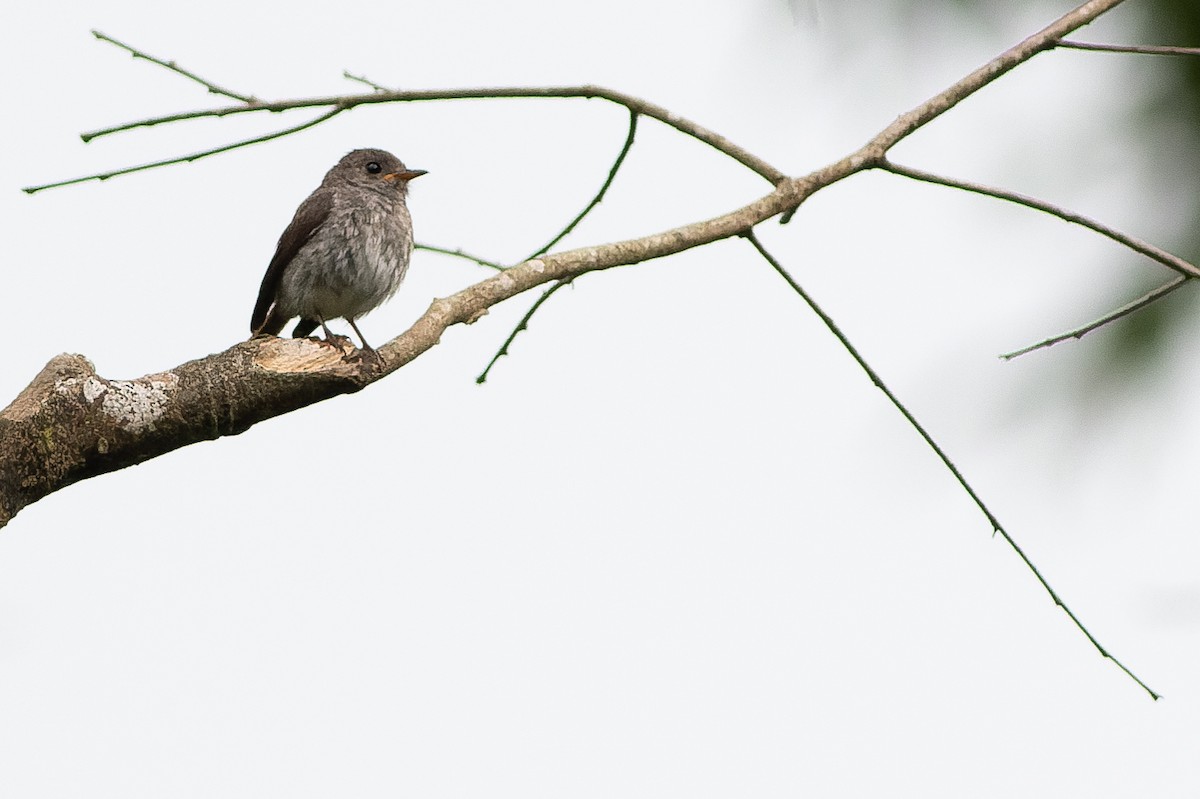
[250,188,334,334]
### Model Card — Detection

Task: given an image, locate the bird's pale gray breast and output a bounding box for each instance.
[275,189,413,322]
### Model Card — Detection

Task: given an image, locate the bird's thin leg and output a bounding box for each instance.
[347,318,375,352]
[317,316,338,341]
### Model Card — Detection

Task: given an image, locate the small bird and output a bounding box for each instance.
[250,148,426,352]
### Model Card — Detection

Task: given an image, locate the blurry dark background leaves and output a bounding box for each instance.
[791,0,1200,412]
[1124,0,1200,371]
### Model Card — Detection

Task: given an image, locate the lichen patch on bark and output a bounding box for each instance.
[99,373,178,432]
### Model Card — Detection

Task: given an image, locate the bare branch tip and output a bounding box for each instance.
[521,109,640,260]
[746,228,1158,697]
[342,70,392,93]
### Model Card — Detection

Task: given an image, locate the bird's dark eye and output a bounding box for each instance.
[366,162,382,174]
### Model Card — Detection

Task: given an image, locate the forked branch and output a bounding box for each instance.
[90,30,259,104]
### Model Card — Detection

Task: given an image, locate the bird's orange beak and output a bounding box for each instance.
[383,169,428,183]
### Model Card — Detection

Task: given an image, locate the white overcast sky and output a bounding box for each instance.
[3,1,1200,796]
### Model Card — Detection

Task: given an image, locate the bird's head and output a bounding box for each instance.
[326,148,427,196]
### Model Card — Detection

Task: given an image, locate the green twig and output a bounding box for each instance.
[743,228,1159,701]
[92,29,258,104]
[476,280,573,384]
[524,108,639,260]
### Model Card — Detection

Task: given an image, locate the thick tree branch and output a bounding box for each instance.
[0,341,367,528]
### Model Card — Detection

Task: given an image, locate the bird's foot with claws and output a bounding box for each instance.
[343,346,385,371]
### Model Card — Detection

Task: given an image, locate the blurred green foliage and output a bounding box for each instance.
[800,0,1200,397]
[1120,0,1200,368]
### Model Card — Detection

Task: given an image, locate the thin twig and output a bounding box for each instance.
[476,280,573,384]
[91,29,257,105]
[1001,276,1189,359]
[71,84,787,184]
[479,109,638,378]
[743,229,1158,700]
[525,109,639,260]
[23,107,343,194]
[40,2,1122,196]
[1059,39,1200,57]
[477,109,637,380]
[884,160,1200,358]
[883,160,1200,280]
[415,243,507,271]
[343,70,393,93]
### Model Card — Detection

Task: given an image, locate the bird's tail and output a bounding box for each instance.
[251,306,289,337]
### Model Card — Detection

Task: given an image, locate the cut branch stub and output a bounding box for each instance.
[0,340,373,525]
